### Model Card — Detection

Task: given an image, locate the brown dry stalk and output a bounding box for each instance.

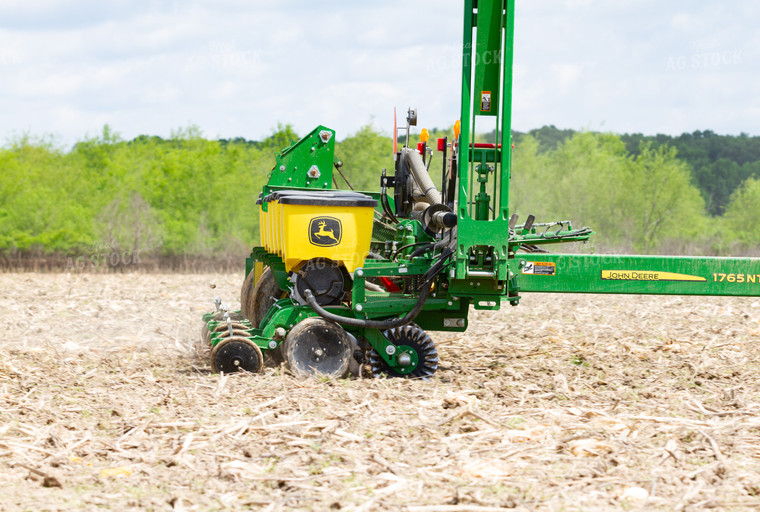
[0,274,759,510]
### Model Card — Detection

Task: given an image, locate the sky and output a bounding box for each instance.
[0,0,758,146]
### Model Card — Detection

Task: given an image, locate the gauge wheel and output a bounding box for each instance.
[283,318,352,379]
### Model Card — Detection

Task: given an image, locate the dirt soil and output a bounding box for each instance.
[1,272,760,511]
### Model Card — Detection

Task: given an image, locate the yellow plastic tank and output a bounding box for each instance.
[262,190,377,272]
[257,194,272,252]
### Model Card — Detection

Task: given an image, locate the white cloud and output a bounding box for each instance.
[0,0,757,146]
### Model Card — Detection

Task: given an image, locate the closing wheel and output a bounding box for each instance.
[283,318,352,379]
[370,325,438,379]
[210,336,264,374]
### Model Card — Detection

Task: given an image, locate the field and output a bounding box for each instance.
[1,272,759,511]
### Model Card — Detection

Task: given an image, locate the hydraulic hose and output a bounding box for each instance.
[390,242,432,261]
[408,229,455,259]
[303,283,432,330]
[380,180,399,224]
[409,244,435,259]
[421,228,457,282]
[404,149,442,206]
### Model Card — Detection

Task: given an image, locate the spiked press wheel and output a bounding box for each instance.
[370,325,438,379]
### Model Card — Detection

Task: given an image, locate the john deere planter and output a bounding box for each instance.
[202,1,760,378]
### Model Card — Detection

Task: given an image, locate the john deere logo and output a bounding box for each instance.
[309,217,342,247]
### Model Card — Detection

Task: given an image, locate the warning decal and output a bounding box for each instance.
[522,261,556,276]
[481,91,492,112]
[601,270,706,282]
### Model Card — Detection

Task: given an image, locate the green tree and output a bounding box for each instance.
[542,132,631,249]
[260,124,299,153]
[0,137,94,252]
[335,125,393,192]
[508,134,549,217]
[723,177,760,247]
[620,143,707,252]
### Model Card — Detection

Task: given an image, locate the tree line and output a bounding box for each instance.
[516,125,760,216]
[0,124,758,269]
